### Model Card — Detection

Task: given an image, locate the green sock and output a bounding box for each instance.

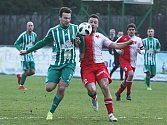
[50,95,63,113]
[146,77,150,87]
[20,74,27,85]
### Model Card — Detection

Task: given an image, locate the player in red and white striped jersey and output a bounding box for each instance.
[80,14,133,122]
[115,23,144,101]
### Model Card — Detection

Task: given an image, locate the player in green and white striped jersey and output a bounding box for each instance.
[143,27,161,90]
[20,7,85,120]
[14,21,37,90]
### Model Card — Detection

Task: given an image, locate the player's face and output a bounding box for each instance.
[59,12,71,27]
[147,29,154,37]
[127,27,135,37]
[27,22,34,33]
[88,17,98,33]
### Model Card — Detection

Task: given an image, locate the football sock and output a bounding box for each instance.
[50,95,63,113]
[146,76,150,87]
[104,98,113,114]
[116,83,126,95]
[20,73,27,85]
[126,80,132,96]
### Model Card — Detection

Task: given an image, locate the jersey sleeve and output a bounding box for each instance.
[156,39,161,52]
[102,34,113,47]
[14,34,23,51]
[27,28,53,53]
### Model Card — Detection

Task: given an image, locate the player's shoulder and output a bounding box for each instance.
[134,36,142,41]
[69,23,78,27]
[94,32,106,38]
[117,35,129,42]
[18,31,27,38]
[153,37,159,41]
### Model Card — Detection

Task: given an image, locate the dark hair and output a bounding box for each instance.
[59,7,72,17]
[88,14,99,19]
[147,27,154,30]
[127,23,136,30]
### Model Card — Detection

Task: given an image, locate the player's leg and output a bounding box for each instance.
[147,65,156,90]
[27,61,35,76]
[126,68,135,100]
[46,65,74,120]
[110,63,119,77]
[144,65,151,90]
[97,66,117,122]
[81,66,98,111]
[18,61,30,90]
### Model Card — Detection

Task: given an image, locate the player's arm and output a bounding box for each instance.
[76,33,85,62]
[20,29,53,55]
[109,39,133,49]
[14,36,23,51]
[155,39,161,53]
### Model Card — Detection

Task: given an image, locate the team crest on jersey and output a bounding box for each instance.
[62,40,74,50]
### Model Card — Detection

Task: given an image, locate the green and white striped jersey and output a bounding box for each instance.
[143,37,161,65]
[14,31,37,62]
[26,23,84,68]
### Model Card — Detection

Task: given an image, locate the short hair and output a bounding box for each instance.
[147,27,154,30]
[88,14,99,19]
[59,7,72,17]
[127,23,136,30]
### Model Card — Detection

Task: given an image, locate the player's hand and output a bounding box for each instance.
[128,40,134,45]
[74,37,81,47]
[19,50,27,55]
[79,53,84,62]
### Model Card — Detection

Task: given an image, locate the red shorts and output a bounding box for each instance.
[120,60,135,78]
[81,63,112,86]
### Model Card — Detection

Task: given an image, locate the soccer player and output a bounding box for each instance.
[143,27,161,90]
[14,21,37,90]
[80,14,133,122]
[115,23,143,101]
[19,7,84,120]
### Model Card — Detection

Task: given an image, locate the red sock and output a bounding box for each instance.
[126,81,132,95]
[104,98,113,114]
[116,83,126,95]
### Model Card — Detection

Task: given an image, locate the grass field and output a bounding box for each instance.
[0,74,167,125]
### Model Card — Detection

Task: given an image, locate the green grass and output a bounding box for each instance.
[0,74,167,125]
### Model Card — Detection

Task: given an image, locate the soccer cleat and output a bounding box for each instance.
[115,93,121,101]
[126,95,132,101]
[109,113,118,122]
[18,85,27,90]
[147,87,152,91]
[91,96,98,112]
[46,112,53,120]
[17,74,21,84]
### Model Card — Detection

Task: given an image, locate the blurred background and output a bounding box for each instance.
[0,0,167,51]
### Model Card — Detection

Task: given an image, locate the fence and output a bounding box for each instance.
[0,14,167,50]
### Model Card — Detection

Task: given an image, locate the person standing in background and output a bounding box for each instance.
[14,21,37,90]
[143,27,161,90]
[109,30,124,80]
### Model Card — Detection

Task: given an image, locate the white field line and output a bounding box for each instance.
[0,116,164,120]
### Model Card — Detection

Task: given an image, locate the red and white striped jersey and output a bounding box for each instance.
[116,35,143,67]
[80,32,114,67]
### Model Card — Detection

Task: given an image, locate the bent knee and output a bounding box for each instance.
[45,83,56,92]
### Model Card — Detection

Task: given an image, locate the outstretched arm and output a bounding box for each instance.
[109,40,133,49]
[20,29,53,55]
